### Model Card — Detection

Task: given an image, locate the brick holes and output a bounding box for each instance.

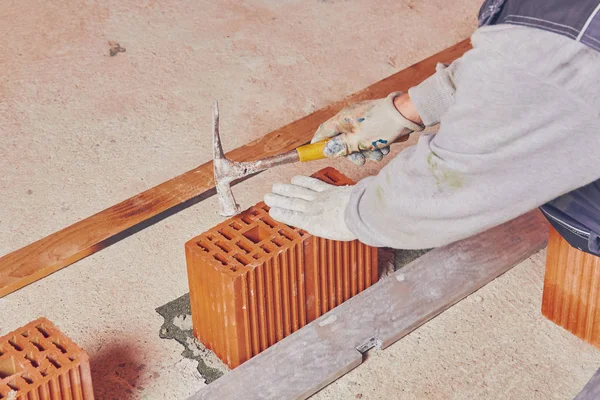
[35,325,50,338]
[214,241,233,253]
[278,229,294,241]
[30,339,44,352]
[270,237,285,248]
[261,216,276,229]
[0,357,20,379]
[243,225,270,244]
[320,171,339,184]
[52,340,67,354]
[241,215,254,225]
[8,338,22,352]
[24,354,38,368]
[236,241,253,254]
[218,228,235,240]
[185,167,379,369]
[212,253,228,266]
[230,221,244,231]
[0,317,94,398]
[233,254,251,266]
[197,240,212,253]
[46,356,61,370]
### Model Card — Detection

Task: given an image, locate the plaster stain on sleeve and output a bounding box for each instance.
[427,152,463,190]
[375,185,386,208]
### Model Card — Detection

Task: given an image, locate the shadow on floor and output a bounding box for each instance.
[90,340,151,400]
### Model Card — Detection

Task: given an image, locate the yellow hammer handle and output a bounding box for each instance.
[296,141,328,162]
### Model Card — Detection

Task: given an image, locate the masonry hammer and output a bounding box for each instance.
[212,101,328,216]
[212,101,412,217]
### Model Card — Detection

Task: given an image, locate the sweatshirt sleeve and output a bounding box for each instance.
[408,62,459,126]
[344,25,600,249]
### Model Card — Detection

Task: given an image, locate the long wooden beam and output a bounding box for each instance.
[0,40,472,298]
[189,210,548,400]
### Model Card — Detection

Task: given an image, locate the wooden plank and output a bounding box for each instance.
[0,40,472,298]
[574,368,600,400]
[189,210,548,400]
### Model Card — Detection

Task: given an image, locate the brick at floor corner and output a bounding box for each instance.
[0,317,94,400]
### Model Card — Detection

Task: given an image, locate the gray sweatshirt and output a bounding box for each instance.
[345,24,600,249]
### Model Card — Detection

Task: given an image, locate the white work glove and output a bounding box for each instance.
[313,92,424,166]
[263,176,357,241]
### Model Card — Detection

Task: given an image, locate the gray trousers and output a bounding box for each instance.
[345,25,600,249]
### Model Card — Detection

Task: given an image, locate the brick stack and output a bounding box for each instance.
[185,167,378,368]
[542,226,600,347]
[0,317,94,400]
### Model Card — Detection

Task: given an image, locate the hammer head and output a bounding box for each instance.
[212,101,301,217]
[212,101,241,217]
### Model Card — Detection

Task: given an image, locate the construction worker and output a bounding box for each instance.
[265,0,600,254]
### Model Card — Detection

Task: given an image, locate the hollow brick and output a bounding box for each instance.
[0,318,94,400]
[542,226,600,347]
[185,167,378,368]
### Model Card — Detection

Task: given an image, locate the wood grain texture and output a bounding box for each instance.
[0,40,471,298]
[188,210,548,400]
[574,368,600,400]
[542,226,600,347]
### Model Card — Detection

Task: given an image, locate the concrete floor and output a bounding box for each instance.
[1,0,599,399]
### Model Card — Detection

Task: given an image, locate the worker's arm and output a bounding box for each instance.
[266,25,600,248]
[309,55,460,167]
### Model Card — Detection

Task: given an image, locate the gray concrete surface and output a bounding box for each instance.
[2,1,599,399]
[156,294,226,384]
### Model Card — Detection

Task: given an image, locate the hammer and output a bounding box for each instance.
[213,101,328,216]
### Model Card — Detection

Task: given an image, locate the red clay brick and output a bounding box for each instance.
[542,226,600,347]
[0,318,94,400]
[185,167,378,368]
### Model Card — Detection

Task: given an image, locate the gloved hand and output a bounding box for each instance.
[312,92,424,166]
[264,176,357,241]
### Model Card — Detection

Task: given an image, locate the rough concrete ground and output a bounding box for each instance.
[156,294,226,384]
[2,0,599,399]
